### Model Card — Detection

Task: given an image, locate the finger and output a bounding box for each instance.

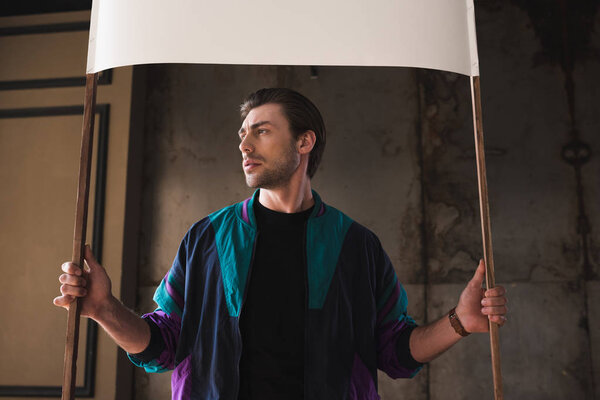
[467,259,485,289]
[61,262,82,276]
[485,286,506,298]
[481,305,508,315]
[60,284,87,297]
[481,296,507,307]
[53,294,75,308]
[59,273,87,287]
[488,315,507,326]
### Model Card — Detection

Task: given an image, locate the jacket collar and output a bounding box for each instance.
[240,189,325,227]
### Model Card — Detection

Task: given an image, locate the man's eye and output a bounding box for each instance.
[258,129,267,134]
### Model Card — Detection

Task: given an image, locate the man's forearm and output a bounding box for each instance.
[93,296,151,354]
[409,312,462,363]
[408,259,508,363]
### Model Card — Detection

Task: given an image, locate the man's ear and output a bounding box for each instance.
[297,130,316,155]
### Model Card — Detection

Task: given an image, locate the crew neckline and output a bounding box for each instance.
[254,199,314,224]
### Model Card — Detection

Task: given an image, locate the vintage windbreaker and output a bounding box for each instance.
[128,190,422,399]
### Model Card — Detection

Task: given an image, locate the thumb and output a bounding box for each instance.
[467,259,485,289]
[84,244,103,273]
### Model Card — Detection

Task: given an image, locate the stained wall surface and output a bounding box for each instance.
[132,2,599,399]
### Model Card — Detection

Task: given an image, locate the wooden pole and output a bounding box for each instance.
[62,73,99,400]
[470,75,503,400]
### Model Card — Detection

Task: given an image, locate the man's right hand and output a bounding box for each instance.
[53,244,151,353]
[53,244,114,320]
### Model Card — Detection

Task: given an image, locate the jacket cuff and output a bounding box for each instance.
[128,317,165,363]
[395,324,424,370]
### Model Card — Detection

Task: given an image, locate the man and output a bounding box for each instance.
[54,88,507,399]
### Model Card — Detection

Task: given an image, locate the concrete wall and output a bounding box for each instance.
[132,2,599,399]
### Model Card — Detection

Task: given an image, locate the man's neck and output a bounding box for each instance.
[258,175,314,214]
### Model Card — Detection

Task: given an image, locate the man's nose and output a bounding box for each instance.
[239,135,253,154]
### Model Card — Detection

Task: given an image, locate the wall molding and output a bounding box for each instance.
[0,104,110,397]
[0,22,112,90]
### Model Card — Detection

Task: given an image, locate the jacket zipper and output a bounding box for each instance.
[234,229,260,399]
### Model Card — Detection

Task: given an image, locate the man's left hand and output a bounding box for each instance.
[455,259,507,333]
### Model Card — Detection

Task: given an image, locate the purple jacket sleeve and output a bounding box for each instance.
[127,309,182,373]
[127,235,188,373]
[374,240,423,379]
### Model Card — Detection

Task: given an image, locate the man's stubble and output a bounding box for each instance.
[245,140,300,189]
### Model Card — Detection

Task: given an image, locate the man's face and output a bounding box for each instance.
[238,103,300,189]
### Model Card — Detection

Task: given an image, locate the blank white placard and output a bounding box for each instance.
[87,0,479,76]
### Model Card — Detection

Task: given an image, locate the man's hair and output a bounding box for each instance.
[240,88,326,179]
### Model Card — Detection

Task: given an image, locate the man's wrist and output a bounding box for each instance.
[91,295,120,323]
[448,307,470,337]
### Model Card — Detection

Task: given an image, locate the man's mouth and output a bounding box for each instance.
[243,159,262,171]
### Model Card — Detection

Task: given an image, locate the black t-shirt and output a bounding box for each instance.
[238,199,314,400]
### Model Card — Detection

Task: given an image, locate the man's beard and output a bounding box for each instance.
[245,142,300,189]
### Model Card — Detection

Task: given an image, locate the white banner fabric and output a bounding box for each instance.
[87,0,479,76]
